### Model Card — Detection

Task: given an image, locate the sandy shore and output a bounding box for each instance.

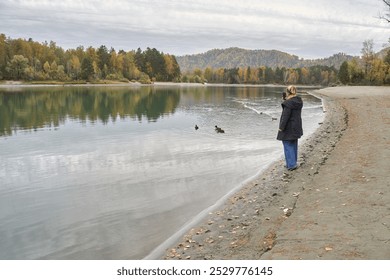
[161,86,390,260]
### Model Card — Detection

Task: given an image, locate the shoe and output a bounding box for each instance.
[288,166,298,171]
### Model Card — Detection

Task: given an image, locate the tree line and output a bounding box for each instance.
[338,39,390,85]
[1,34,389,86]
[182,40,390,86]
[0,34,181,83]
[182,65,338,86]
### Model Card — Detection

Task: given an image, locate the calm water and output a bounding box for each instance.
[0,85,323,259]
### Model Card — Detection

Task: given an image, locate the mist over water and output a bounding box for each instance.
[0,85,323,259]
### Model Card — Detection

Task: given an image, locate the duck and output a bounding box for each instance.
[195,125,199,130]
[215,125,225,133]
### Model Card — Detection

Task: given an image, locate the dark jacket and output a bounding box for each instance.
[277,96,303,141]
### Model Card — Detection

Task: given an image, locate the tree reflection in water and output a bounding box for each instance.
[0,86,181,136]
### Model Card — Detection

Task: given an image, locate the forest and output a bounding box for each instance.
[0,34,181,83]
[1,34,390,86]
[182,65,339,86]
[180,41,390,86]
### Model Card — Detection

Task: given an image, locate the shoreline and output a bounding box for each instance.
[144,88,325,260]
[159,86,390,260]
[143,88,332,260]
[0,81,322,89]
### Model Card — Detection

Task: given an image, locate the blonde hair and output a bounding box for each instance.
[286,85,297,98]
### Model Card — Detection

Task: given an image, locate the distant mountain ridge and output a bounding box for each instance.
[176,47,357,72]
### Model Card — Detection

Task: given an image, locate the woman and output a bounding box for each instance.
[277,85,303,171]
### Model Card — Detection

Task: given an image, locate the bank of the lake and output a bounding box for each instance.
[160,86,390,260]
[0,80,324,88]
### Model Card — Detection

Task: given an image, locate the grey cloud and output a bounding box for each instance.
[0,0,388,58]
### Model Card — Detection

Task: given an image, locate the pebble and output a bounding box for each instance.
[283,208,292,216]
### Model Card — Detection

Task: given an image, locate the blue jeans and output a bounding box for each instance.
[282,140,298,169]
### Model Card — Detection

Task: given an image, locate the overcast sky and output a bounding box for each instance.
[1,0,389,58]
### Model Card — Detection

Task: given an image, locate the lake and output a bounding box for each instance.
[0,84,323,259]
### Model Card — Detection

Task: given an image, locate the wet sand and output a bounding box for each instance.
[161,86,390,260]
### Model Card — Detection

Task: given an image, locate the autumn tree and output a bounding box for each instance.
[67,55,81,80]
[300,67,310,84]
[122,51,140,80]
[0,35,181,83]
[164,54,181,81]
[43,61,51,78]
[7,55,29,80]
[285,68,299,84]
[370,58,387,84]
[361,40,375,80]
[384,49,390,64]
[349,59,364,84]
[204,67,213,82]
[258,66,266,83]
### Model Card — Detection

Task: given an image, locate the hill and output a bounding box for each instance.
[176,47,357,72]
[377,47,390,60]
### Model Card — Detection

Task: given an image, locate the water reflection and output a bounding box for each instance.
[0,85,323,259]
[0,86,181,136]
